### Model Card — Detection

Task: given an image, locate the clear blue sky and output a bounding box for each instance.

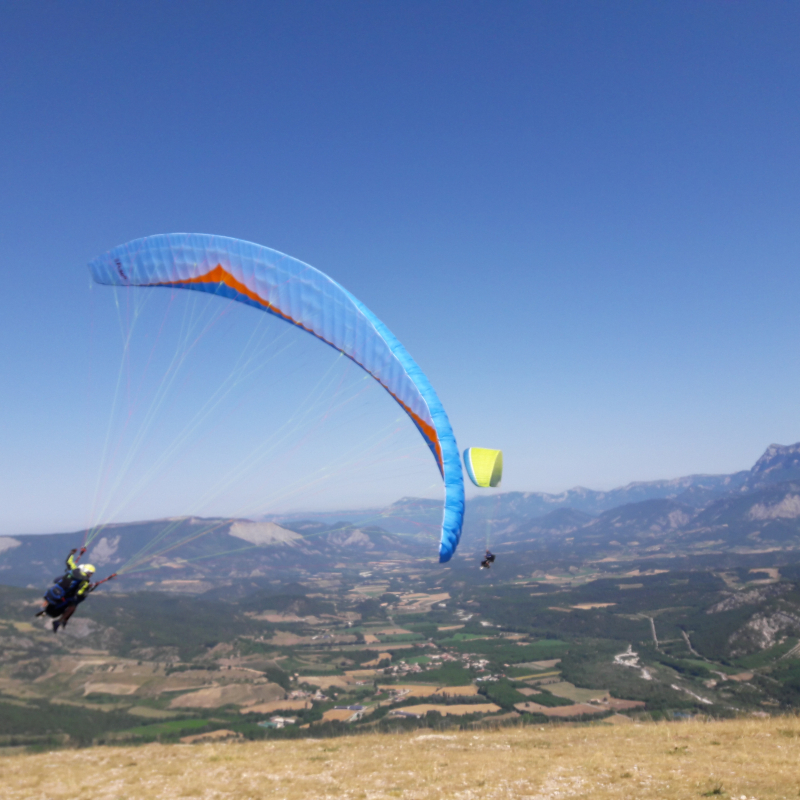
[3,1,800,534]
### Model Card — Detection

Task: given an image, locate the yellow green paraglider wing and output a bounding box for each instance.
[463,447,503,488]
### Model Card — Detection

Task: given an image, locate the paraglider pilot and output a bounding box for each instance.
[36,548,97,632]
[480,550,496,569]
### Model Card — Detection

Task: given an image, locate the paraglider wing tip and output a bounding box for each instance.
[438,544,455,563]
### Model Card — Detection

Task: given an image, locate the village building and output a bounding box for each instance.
[258,715,297,729]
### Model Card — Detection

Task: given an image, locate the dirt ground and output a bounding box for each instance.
[1,715,799,799]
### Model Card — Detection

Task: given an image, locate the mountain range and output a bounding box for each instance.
[3,442,800,590]
[266,442,800,532]
[479,442,800,554]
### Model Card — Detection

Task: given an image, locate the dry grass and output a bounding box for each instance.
[1,716,799,799]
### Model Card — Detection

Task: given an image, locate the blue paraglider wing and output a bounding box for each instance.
[88,233,464,562]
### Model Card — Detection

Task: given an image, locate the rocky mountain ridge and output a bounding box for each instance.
[269,443,800,533]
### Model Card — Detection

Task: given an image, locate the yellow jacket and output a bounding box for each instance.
[65,553,93,598]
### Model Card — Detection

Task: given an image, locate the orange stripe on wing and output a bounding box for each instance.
[156,264,280,313]
[151,264,445,473]
[391,397,443,473]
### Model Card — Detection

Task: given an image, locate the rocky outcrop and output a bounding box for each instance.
[228,521,304,547]
[728,609,800,656]
[706,584,789,614]
[748,494,800,520]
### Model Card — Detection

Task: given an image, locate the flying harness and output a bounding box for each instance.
[40,547,117,615]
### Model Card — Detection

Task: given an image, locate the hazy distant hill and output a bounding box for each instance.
[270,443,800,531]
[6,442,800,591]
[464,443,800,542]
[266,475,750,534]
[0,516,428,591]
[480,443,800,517]
[464,443,800,554]
[499,480,800,554]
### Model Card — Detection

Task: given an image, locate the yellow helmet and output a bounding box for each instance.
[82,564,96,575]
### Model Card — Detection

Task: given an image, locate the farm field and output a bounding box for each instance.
[3,548,800,746]
[2,715,799,800]
[6,464,800,748]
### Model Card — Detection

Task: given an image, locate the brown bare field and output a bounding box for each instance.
[377,684,479,698]
[514,700,607,717]
[82,682,139,696]
[434,685,480,697]
[167,682,284,708]
[321,708,361,722]
[239,699,311,715]
[2,716,799,799]
[362,653,392,667]
[378,684,441,698]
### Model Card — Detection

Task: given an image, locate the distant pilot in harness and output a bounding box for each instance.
[480,550,496,569]
[36,548,97,632]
